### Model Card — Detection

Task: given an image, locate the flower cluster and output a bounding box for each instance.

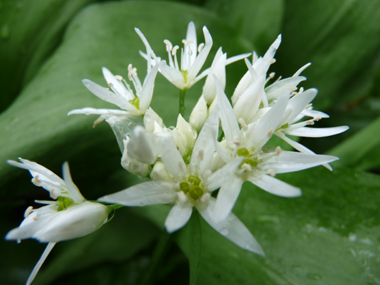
[7,21,348,284]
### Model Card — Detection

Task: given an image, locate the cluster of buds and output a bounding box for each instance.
[7,22,348,284]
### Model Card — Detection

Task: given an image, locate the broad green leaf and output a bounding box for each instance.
[204,0,284,53]
[175,167,380,284]
[327,115,380,170]
[0,0,110,112]
[275,0,380,109]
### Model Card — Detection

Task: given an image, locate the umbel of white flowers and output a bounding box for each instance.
[6,159,109,285]
[66,22,348,255]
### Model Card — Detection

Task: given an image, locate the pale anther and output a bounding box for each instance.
[269,72,275,79]
[114,75,123,81]
[238,118,248,131]
[306,120,315,125]
[267,168,276,177]
[172,46,179,56]
[275,146,282,156]
[108,82,113,87]
[298,87,304,94]
[267,127,274,138]
[271,59,276,64]
[32,176,41,186]
[163,39,173,52]
[198,43,204,53]
[24,206,33,218]
[241,163,252,171]
[93,116,105,128]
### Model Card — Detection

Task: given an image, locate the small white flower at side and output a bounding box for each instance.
[5,159,109,285]
[68,63,162,122]
[99,108,265,256]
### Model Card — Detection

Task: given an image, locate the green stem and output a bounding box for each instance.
[140,232,172,285]
[179,89,187,117]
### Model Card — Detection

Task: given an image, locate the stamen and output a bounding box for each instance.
[93,116,105,128]
[24,206,33,218]
[267,168,276,176]
[270,59,276,64]
[172,45,180,70]
[114,75,123,81]
[163,39,173,52]
[108,82,113,87]
[306,120,315,125]
[128,64,138,81]
[238,118,248,131]
[241,163,252,171]
[306,103,312,109]
[32,176,41,186]
[172,45,179,56]
[267,127,274,138]
[314,117,321,121]
[269,72,275,79]
[298,87,304,94]
[198,43,204,53]
[275,146,281,156]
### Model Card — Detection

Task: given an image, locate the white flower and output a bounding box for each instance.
[136,21,250,91]
[99,108,264,255]
[5,159,109,285]
[69,64,160,117]
[213,80,339,221]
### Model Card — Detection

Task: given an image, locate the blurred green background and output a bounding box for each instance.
[1,0,380,284]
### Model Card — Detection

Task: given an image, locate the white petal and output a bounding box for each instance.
[190,106,219,173]
[248,91,289,149]
[187,26,213,84]
[249,174,301,197]
[159,64,185,89]
[286,88,317,123]
[33,202,108,242]
[286,126,349,137]
[234,76,266,124]
[156,134,187,178]
[165,203,193,233]
[102,67,132,100]
[177,114,196,149]
[198,198,264,255]
[207,157,243,190]
[265,76,306,101]
[265,151,339,173]
[231,70,253,106]
[127,126,157,164]
[82,79,130,110]
[62,162,85,204]
[98,181,176,206]
[215,77,240,145]
[139,64,160,112]
[184,21,197,68]
[190,95,208,132]
[202,49,226,104]
[7,159,67,199]
[144,107,164,132]
[26,242,56,285]
[214,175,244,222]
[225,53,251,65]
[68,108,129,116]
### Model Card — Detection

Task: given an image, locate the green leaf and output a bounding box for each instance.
[327,115,380,170]
[204,0,284,53]
[175,167,380,284]
[275,0,380,109]
[175,211,202,285]
[0,0,108,112]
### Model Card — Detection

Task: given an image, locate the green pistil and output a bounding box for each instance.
[190,186,203,200]
[276,123,289,131]
[244,157,258,167]
[180,70,188,84]
[188,175,201,185]
[183,149,193,164]
[57,196,74,211]
[129,97,140,110]
[179,176,204,200]
[180,182,190,193]
[237,147,250,157]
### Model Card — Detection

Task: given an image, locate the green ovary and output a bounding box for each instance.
[179,175,204,200]
[237,147,259,168]
[57,196,74,211]
[129,97,140,110]
[180,70,188,84]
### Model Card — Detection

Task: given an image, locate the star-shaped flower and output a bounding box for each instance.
[99,108,264,255]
